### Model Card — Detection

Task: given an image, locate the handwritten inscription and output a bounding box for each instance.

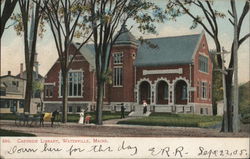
[118,141,138,156]
[148,146,187,157]
[41,143,62,152]
[7,146,38,154]
[2,138,249,159]
[198,146,248,158]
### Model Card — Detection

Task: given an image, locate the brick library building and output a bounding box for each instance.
[43,27,213,115]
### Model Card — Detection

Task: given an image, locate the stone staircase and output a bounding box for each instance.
[128,105,151,117]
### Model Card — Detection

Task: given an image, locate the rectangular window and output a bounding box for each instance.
[19,100,24,108]
[200,108,203,114]
[113,67,123,86]
[60,71,83,97]
[0,99,7,108]
[201,82,207,99]
[45,85,54,98]
[77,106,81,112]
[113,52,123,64]
[68,106,73,112]
[197,82,199,98]
[205,108,208,115]
[12,81,19,87]
[199,55,208,73]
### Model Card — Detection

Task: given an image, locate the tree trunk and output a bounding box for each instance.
[96,79,104,125]
[225,72,233,132]
[24,69,33,113]
[62,71,68,123]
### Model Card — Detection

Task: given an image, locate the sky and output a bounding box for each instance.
[1,0,249,83]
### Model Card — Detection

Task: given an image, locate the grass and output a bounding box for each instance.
[0,111,128,123]
[0,129,36,136]
[118,113,222,128]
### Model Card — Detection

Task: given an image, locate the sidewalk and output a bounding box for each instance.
[0,119,249,137]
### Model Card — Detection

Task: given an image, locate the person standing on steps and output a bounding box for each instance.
[121,103,125,118]
[143,100,147,114]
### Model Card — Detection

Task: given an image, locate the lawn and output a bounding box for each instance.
[118,113,222,128]
[58,111,128,123]
[0,111,128,123]
[0,129,36,136]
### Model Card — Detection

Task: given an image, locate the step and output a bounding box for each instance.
[128,111,151,117]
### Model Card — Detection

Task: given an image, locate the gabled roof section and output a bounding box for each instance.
[73,43,96,69]
[135,33,203,67]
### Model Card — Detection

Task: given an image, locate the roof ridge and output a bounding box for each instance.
[144,33,201,40]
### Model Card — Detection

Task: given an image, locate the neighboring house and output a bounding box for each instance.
[15,62,44,113]
[44,27,213,115]
[0,71,26,113]
[16,63,44,98]
[0,54,44,114]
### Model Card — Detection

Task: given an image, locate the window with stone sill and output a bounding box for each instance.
[201,81,207,99]
[113,52,123,64]
[45,85,53,98]
[113,67,123,86]
[199,55,208,73]
[59,71,83,97]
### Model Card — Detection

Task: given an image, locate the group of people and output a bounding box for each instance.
[39,109,59,127]
[120,100,148,118]
[78,109,91,124]
[53,100,148,126]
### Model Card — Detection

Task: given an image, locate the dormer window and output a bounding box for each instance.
[12,81,19,87]
[113,52,123,64]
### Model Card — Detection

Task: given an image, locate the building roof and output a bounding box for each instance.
[73,43,96,70]
[114,26,138,46]
[135,33,202,67]
[16,70,43,80]
[75,32,203,68]
[0,74,25,80]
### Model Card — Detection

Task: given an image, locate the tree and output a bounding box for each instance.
[0,0,18,38]
[32,80,44,112]
[165,0,250,132]
[211,57,223,115]
[12,0,44,113]
[42,0,92,123]
[88,0,164,125]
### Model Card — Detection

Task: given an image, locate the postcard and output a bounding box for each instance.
[0,0,249,158]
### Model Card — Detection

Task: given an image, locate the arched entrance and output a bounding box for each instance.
[139,81,151,104]
[174,80,188,105]
[156,81,169,104]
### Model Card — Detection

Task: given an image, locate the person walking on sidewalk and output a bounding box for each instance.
[121,103,125,118]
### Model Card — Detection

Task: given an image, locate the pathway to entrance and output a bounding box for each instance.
[103,117,139,124]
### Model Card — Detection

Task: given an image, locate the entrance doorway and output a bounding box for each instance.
[174,80,188,105]
[156,81,169,104]
[139,81,151,104]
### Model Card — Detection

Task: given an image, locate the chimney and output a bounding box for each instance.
[8,71,11,75]
[20,63,24,78]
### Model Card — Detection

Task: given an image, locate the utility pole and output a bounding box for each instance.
[211,48,230,132]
